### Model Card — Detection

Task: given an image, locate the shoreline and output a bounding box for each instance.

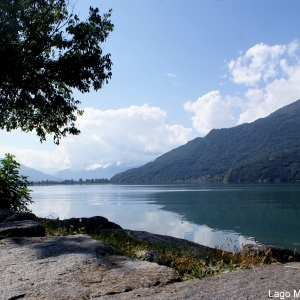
[1,210,300,299]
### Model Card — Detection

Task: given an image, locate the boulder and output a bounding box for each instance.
[0,210,123,238]
[0,234,179,299]
[53,216,122,234]
[0,209,14,223]
[2,211,40,223]
[0,210,45,238]
[242,244,300,262]
[0,220,45,238]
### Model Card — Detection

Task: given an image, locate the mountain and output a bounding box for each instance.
[226,148,300,182]
[111,100,300,183]
[53,165,131,181]
[19,165,63,182]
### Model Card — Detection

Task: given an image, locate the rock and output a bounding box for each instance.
[0,210,45,238]
[99,262,300,299]
[105,229,221,256]
[0,220,45,238]
[242,244,300,262]
[0,210,123,238]
[53,216,122,234]
[0,234,179,299]
[136,250,159,262]
[2,211,40,223]
[0,209,14,223]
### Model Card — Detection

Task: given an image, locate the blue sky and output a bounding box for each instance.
[1,0,300,174]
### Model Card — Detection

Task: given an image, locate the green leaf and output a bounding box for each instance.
[0,1,113,144]
[0,153,33,211]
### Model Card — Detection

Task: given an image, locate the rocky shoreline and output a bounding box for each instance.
[1,209,300,299]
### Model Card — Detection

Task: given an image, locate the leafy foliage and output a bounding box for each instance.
[0,0,113,144]
[111,100,300,182]
[0,153,33,211]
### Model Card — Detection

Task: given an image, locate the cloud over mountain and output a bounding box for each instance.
[185,40,300,134]
[0,105,193,174]
[184,91,237,134]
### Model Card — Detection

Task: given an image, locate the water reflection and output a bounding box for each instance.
[29,183,300,251]
[153,184,300,250]
[30,185,254,250]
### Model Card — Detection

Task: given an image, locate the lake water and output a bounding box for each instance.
[29,183,300,252]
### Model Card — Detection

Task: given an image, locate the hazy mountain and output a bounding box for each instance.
[19,165,63,182]
[1,159,134,183]
[111,99,300,183]
[53,165,132,181]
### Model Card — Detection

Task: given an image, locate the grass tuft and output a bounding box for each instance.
[92,230,278,281]
[40,219,281,281]
[39,217,86,236]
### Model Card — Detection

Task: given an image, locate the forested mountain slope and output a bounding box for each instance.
[226,148,300,182]
[111,100,300,182]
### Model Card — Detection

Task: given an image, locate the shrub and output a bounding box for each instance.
[0,153,33,211]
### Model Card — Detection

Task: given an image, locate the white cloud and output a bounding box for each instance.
[166,73,177,78]
[63,104,193,169]
[287,39,299,57]
[228,41,299,86]
[86,164,103,170]
[184,91,237,135]
[173,82,182,87]
[236,41,300,124]
[238,63,300,123]
[0,105,193,173]
[0,146,69,173]
[244,88,264,103]
[186,40,300,134]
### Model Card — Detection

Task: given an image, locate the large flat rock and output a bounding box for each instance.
[2,230,300,300]
[101,262,300,300]
[0,235,179,300]
[0,220,45,238]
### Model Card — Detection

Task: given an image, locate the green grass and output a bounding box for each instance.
[39,218,281,281]
[39,217,87,236]
[91,230,278,281]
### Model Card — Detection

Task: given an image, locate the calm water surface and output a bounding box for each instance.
[29,183,300,251]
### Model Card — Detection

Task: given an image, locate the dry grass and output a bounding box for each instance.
[39,217,86,236]
[40,218,280,281]
[92,230,278,281]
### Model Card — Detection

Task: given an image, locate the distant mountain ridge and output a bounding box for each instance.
[53,165,130,181]
[19,165,63,182]
[0,159,63,182]
[111,100,300,183]
[15,164,132,182]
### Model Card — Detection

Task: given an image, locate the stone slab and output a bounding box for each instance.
[0,235,179,300]
[100,262,300,300]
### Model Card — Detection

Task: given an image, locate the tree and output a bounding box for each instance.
[0,0,113,144]
[0,153,33,211]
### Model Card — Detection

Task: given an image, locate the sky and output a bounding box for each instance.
[1,0,300,174]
